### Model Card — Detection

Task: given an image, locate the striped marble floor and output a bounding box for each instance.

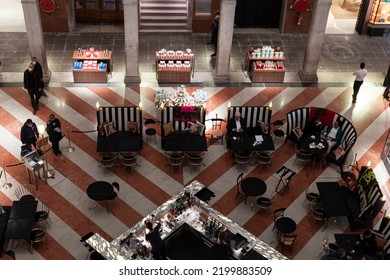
[0,84,389,260]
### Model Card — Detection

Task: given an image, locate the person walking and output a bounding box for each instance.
[23,63,42,115]
[20,119,39,152]
[208,10,220,44]
[46,114,63,156]
[31,57,47,97]
[210,15,219,57]
[352,62,368,104]
[145,221,166,260]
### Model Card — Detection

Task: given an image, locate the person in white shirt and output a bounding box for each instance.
[227,111,246,137]
[323,120,343,153]
[352,62,368,104]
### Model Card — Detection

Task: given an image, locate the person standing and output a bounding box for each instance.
[208,10,220,44]
[46,114,63,156]
[31,57,47,97]
[210,15,219,57]
[352,62,368,104]
[20,119,39,151]
[145,221,166,260]
[23,63,42,115]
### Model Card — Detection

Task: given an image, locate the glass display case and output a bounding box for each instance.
[381,128,390,175]
[369,0,390,24]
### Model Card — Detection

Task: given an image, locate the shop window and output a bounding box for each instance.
[369,0,390,24]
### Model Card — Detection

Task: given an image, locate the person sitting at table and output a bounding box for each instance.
[356,229,377,257]
[227,111,246,137]
[303,117,322,138]
[322,120,343,153]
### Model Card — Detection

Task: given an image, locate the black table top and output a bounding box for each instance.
[301,136,328,155]
[97,131,142,153]
[231,133,274,151]
[163,131,208,152]
[241,177,267,197]
[5,200,38,240]
[87,181,116,201]
[316,182,351,217]
[334,233,362,260]
[275,217,297,234]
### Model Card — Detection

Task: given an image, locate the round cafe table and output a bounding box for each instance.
[301,136,328,155]
[240,177,267,205]
[275,217,297,235]
[87,181,116,202]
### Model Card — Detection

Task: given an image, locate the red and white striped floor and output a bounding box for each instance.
[0,85,389,260]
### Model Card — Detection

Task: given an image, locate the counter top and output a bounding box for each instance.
[86,181,287,260]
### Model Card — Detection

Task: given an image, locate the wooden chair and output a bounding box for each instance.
[279,233,297,254]
[206,114,226,145]
[273,207,286,235]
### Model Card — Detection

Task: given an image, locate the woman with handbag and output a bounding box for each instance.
[46,114,63,156]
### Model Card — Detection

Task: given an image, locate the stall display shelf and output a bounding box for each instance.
[72,49,112,83]
[367,0,390,36]
[156,51,195,83]
[246,47,286,83]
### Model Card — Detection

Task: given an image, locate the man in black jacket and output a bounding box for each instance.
[226,111,247,137]
[20,119,39,151]
[23,63,42,115]
[31,57,47,97]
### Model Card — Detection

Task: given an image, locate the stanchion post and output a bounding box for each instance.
[66,127,75,152]
[2,161,12,189]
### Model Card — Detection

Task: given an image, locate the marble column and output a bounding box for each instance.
[21,0,51,82]
[298,0,332,83]
[123,0,141,85]
[66,0,77,32]
[213,0,236,83]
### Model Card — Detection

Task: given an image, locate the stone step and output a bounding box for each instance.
[140,10,187,16]
[141,0,187,3]
[140,16,187,23]
[140,3,187,9]
[139,29,192,33]
[140,22,188,28]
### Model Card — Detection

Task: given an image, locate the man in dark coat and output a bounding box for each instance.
[20,119,39,151]
[145,221,166,260]
[23,63,42,115]
[31,57,47,97]
[46,114,63,156]
[226,111,247,137]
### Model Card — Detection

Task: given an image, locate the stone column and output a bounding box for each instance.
[298,0,332,83]
[123,0,141,85]
[213,0,236,83]
[66,0,77,32]
[21,0,51,82]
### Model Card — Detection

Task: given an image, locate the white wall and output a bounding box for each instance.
[0,0,26,32]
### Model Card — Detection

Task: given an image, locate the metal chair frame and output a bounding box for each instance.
[186,152,205,174]
[279,233,297,254]
[144,118,159,145]
[29,227,45,254]
[234,151,252,171]
[119,153,138,172]
[98,153,117,172]
[35,202,52,230]
[168,153,185,172]
[256,151,274,170]
[234,173,245,200]
[274,166,296,195]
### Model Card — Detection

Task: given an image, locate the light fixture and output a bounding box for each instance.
[96,101,100,111]
[159,102,165,110]
[227,101,231,108]
[269,102,273,109]
[367,160,371,167]
[139,101,142,111]
[203,102,207,110]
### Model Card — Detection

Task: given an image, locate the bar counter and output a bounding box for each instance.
[86,181,287,260]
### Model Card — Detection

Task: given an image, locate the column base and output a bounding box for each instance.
[43,71,51,83]
[213,71,231,84]
[124,75,141,86]
[298,68,318,83]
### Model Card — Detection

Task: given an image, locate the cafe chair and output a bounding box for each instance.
[301,187,321,211]
[256,151,274,170]
[119,153,138,172]
[14,184,36,200]
[112,182,120,196]
[279,233,297,254]
[234,151,252,171]
[144,118,158,145]
[312,153,327,169]
[5,250,16,260]
[272,119,285,144]
[206,114,226,145]
[256,191,275,214]
[274,166,296,195]
[186,152,205,174]
[88,250,106,260]
[234,173,245,200]
[273,207,286,232]
[34,202,52,230]
[98,153,117,172]
[294,145,312,168]
[168,153,185,172]
[29,227,46,253]
[311,206,327,226]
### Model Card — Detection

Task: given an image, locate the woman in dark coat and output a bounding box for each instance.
[46,114,63,155]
